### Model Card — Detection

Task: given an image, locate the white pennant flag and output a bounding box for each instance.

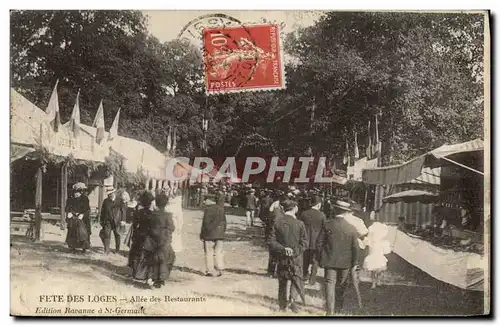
[93,100,105,144]
[172,127,177,151]
[167,126,172,151]
[46,79,61,132]
[109,108,121,140]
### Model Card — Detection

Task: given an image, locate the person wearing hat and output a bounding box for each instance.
[269,199,308,313]
[148,192,176,288]
[245,188,258,227]
[200,194,227,277]
[99,187,124,254]
[322,195,333,218]
[266,190,286,277]
[230,187,239,208]
[296,190,310,216]
[65,182,91,252]
[333,200,369,248]
[119,187,131,223]
[129,191,155,283]
[316,205,361,315]
[298,194,326,286]
[269,190,285,215]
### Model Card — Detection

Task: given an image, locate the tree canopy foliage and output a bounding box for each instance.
[10,10,485,165]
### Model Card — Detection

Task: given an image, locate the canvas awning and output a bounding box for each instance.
[11,143,35,163]
[362,139,483,185]
[382,190,439,204]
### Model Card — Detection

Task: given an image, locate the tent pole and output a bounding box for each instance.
[34,166,43,242]
[364,186,369,210]
[440,156,484,176]
[60,162,68,230]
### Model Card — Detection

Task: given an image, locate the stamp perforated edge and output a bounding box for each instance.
[201,23,287,96]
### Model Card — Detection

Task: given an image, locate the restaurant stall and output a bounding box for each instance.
[362,139,486,291]
[10,86,172,241]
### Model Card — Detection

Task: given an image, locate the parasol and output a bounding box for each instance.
[382,190,439,204]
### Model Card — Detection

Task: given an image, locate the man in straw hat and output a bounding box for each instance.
[99,187,124,254]
[333,199,369,248]
[269,199,308,313]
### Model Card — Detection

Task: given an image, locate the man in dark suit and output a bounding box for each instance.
[200,196,227,277]
[266,190,286,277]
[245,188,258,227]
[99,188,124,254]
[316,207,360,315]
[299,195,326,285]
[270,200,308,313]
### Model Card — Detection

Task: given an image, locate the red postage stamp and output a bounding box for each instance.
[202,24,285,94]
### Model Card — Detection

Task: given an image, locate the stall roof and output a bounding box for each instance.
[382,190,439,204]
[362,139,483,185]
[10,89,51,146]
[10,88,168,174]
[80,124,167,177]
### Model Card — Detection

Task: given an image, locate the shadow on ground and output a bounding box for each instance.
[224,224,267,248]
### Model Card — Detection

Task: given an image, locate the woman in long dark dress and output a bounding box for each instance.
[149,193,176,288]
[128,191,155,283]
[65,183,91,252]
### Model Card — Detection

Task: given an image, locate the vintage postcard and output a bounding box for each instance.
[10,10,490,316]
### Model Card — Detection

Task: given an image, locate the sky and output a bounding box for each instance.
[142,10,323,43]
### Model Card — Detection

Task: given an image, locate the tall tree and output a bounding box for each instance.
[10,10,205,156]
[11,11,485,163]
[281,12,484,163]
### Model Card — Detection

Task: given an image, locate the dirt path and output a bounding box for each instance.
[10,208,483,316]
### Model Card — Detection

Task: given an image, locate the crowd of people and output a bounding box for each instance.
[62,181,393,314]
[213,184,393,314]
[64,182,184,288]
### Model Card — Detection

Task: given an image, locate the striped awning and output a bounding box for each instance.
[362,139,483,185]
[410,167,441,185]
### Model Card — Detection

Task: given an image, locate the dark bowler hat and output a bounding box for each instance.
[281,200,298,212]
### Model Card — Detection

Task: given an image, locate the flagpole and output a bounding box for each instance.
[308,97,315,156]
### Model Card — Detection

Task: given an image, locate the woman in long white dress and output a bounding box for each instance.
[165,189,183,253]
